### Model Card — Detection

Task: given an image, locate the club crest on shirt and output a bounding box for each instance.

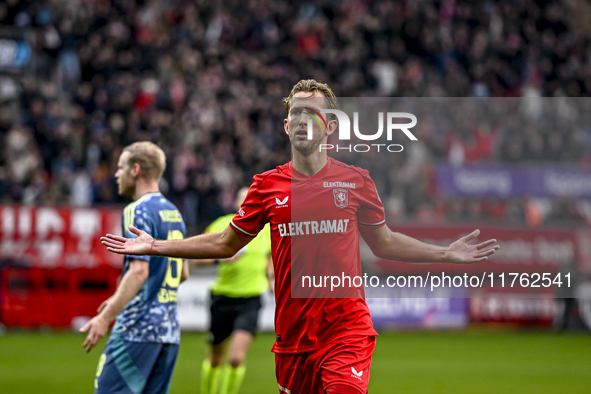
[333,188,349,208]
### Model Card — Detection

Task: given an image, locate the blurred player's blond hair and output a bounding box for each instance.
[283,79,338,116]
[122,141,166,181]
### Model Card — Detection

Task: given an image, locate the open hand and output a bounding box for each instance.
[101,225,154,256]
[444,229,500,264]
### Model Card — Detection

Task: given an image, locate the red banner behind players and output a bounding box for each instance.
[0,205,123,268]
[375,225,591,277]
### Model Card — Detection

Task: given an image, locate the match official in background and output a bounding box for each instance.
[81,141,189,394]
[198,186,272,394]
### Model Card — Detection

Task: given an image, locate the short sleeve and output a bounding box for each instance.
[123,203,153,262]
[230,179,268,237]
[357,172,386,227]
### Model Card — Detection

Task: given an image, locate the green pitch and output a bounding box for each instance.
[0,330,590,393]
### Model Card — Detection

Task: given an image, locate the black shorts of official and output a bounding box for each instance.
[209,292,262,346]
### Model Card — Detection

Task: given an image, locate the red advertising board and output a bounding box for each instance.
[0,206,124,327]
[375,225,591,277]
[371,224,591,325]
[0,205,123,268]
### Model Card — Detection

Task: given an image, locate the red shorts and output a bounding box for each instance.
[275,335,376,394]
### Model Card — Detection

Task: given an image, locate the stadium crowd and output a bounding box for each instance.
[0,0,590,231]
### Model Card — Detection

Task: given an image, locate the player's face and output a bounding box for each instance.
[284,92,334,155]
[115,151,136,198]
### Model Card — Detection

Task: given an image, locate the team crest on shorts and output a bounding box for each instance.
[333,188,349,208]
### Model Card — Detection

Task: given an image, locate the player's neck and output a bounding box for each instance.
[133,179,160,201]
[291,149,328,177]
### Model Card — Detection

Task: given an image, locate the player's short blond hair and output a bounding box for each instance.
[284,79,338,116]
[123,141,166,181]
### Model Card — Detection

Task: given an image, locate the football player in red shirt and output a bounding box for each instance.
[102,79,499,394]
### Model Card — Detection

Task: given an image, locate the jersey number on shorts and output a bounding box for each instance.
[158,230,183,303]
[94,353,107,389]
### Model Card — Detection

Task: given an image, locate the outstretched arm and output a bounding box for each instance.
[101,224,252,260]
[359,226,499,264]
